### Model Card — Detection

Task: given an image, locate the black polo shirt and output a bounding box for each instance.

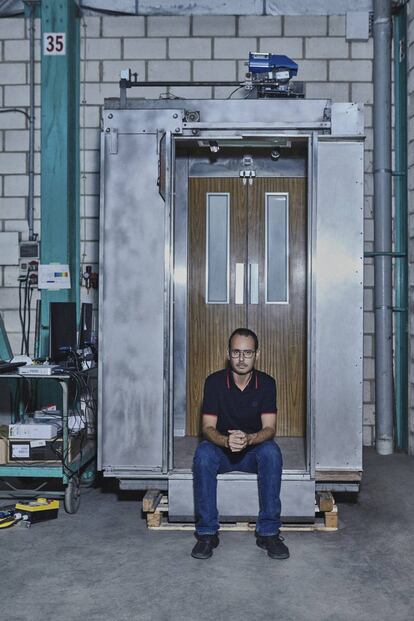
[201,368,277,434]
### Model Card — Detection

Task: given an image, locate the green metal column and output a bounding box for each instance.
[40,0,80,356]
[393,5,408,450]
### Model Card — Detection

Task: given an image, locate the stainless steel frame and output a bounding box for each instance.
[98,99,364,520]
[171,132,311,475]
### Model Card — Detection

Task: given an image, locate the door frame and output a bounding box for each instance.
[168,132,317,477]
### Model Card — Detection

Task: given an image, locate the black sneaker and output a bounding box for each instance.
[191,534,219,559]
[255,532,290,560]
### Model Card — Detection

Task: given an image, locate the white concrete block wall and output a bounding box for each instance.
[408,4,414,455]
[0,12,379,444]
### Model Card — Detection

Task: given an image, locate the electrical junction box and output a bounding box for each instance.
[19,240,39,278]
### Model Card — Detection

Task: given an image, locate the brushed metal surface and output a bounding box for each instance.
[99,101,364,484]
[172,158,188,437]
[314,140,364,471]
[99,129,165,469]
[331,103,364,136]
[168,475,315,520]
[187,154,307,178]
[103,109,183,134]
[106,99,331,126]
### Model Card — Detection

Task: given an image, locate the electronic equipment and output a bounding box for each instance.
[79,302,93,349]
[246,52,302,98]
[18,364,61,376]
[14,498,59,524]
[0,498,59,528]
[19,240,39,279]
[9,421,62,440]
[49,301,77,362]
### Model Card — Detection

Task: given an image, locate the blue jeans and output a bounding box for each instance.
[193,440,283,536]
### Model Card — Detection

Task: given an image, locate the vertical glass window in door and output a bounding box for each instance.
[265,193,289,304]
[205,193,230,304]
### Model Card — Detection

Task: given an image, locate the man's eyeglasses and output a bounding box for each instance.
[229,349,256,359]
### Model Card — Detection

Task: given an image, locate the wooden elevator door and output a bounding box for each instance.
[187,176,307,437]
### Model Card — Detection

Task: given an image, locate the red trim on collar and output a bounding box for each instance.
[226,370,231,389]
[255,372,258,389]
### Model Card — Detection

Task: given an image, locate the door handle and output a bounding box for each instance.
[235,263,244,304]
[249,263,259,304]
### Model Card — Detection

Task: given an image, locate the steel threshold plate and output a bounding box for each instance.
[168,475,315,520]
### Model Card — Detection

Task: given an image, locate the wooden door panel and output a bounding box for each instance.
[187,176,307,438]
[248,178,307,436]
[187,178,247,435]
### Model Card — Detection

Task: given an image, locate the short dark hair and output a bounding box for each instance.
[228,328,259,351]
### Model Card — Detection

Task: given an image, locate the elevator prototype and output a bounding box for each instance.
[98,99,364,521]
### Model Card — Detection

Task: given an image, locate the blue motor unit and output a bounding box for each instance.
[248,52,298,79]
[247,52,301,97]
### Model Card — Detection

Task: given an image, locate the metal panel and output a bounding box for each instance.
[30,0,373,18]
[331,103,364,136]
[103,109,182,134]
[187,153,306,178]
[307,133,318,478]
[168,475,315,520]
[173,157,188,437]
[314,140,364,471]
[108,99,331,127]
[99,129,165,470]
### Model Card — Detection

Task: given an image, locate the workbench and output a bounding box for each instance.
[0,369,97,513]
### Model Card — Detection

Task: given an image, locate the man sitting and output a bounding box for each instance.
[191,328,289,561]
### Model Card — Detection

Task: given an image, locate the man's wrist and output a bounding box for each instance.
[224,436,229,449]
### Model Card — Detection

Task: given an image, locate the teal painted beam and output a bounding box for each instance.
[40,0,80,357]
[0,314,13,360]
[393,7,408,450]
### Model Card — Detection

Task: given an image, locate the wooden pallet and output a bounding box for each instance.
[142,490,339,532]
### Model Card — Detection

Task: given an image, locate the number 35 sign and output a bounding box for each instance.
[43,33,66,55]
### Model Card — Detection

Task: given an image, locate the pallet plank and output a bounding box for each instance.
[324,505,338,529]
[143,490,162,513]
[146,511,163,528]
[148,518,338,532]
[317,491,335,513]
[144,494,339,532]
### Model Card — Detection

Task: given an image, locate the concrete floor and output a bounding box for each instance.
[2,448,414,621]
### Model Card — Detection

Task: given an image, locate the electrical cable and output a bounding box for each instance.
[80,17,88,285]
[227,85,245,99]
[18,279,24,355]
[22,277,29,355]
[27,285,34,355]
[0,108,30,120]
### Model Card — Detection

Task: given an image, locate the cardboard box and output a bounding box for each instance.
[0,425,8,464]
[0,437,7,464]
